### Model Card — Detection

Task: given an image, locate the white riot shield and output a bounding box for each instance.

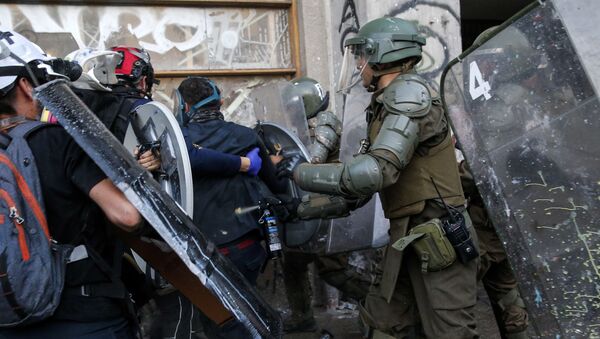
[441,1,600,336]
[123,102,194,216]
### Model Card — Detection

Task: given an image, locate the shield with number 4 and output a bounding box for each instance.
[441,1,600,336]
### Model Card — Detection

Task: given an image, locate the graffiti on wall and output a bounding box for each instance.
[338,0,360,54]
[389,1,460,83]
[335,0,460,88]
[0,4,292,71]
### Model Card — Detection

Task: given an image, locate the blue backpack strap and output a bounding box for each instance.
[132,98,150,110]
[7,120,47,139]
[0,132,11,150]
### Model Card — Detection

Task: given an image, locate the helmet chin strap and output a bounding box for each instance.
[367,74,378,92]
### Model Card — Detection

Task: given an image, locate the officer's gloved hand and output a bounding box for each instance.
[276,148,307,178]
[260,196,300,222]
[245,147,262,176]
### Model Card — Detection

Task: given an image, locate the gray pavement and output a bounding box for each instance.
[257,260,502,338]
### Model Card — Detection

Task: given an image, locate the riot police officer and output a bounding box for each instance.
[279,17,479,338]
[280,77,369,333]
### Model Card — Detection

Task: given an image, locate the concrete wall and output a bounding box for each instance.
[300,0,462,113]
[298,0,462,246]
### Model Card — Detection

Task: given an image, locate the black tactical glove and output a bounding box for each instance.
[276,147,307,178]
[48,58,83,81]
[260,196,300,222]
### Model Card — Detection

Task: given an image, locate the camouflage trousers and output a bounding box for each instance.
[283,251,369,320]
[360,206,480,339]
[470,204,529,338]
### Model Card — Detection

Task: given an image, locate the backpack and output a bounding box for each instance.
[72,86,147,142]
[0,121,72,327]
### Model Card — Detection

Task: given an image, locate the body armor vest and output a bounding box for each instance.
[367,97,465,219]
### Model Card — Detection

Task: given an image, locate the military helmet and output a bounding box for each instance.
[344,17,426,67]
[288,77,329,119]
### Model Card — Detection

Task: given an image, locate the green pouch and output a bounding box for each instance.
[392,218,456,272]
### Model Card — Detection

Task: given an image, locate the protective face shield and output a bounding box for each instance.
[337,42,370,94]
[337,18,426,93]
[171,88,188,127]
[65,48,122,92]
[0,30,71,96]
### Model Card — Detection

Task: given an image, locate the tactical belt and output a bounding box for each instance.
[63,281,127,299]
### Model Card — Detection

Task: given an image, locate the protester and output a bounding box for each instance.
[176,76,286,338]
[0,30,143,338]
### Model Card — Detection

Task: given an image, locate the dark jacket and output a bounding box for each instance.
[72,86,147,142]
[183,118,285,245]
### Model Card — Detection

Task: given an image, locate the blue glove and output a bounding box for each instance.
[246,147,262,176]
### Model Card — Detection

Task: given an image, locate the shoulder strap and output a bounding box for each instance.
[8,120,48,139]
[0,133,11,150]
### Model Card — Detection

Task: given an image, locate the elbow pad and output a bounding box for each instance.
[308,111,343,163]
[341,154,383,197]
[294,154,383,198]
[370,113,419,169]
[294,162,344,195]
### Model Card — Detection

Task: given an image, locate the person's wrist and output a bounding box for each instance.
[240,156,250,172]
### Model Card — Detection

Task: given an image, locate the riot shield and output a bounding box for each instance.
[123,102,194,216]
[36,80,282,338]
[330,85,390,253]
[257,122,325,251]
[441,1,600,336]
[258,81,388,254]
[251,81,311,146]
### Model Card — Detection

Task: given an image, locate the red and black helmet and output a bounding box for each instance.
[110,46,158,95]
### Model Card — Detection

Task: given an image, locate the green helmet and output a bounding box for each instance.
[344,17,426,67]
[288,76,329,119]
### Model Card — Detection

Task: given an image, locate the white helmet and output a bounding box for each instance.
[65,48,122,92]
[0,30,58,96]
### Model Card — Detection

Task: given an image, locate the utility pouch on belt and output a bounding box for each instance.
[392,219,456,272]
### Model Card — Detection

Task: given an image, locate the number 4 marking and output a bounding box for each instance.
[469,61,491,100]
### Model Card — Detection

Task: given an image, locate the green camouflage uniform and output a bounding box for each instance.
[356,76,479,338]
